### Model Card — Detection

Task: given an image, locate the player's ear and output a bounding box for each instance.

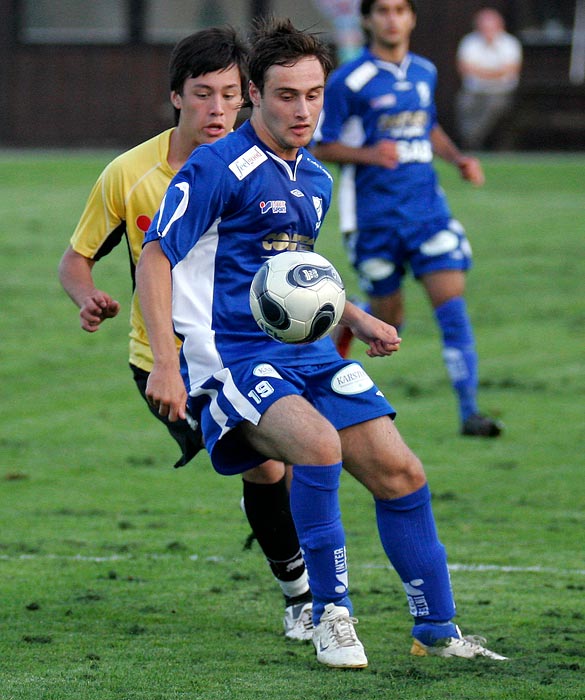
[170,91,182,110]
[249,81,261,107]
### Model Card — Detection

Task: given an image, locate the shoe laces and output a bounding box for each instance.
[327,613,360,648]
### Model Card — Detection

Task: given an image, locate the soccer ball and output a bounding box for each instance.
[250,251,346,344]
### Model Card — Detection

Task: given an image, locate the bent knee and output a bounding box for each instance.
[365,452,427,500]
[243,459,287,485]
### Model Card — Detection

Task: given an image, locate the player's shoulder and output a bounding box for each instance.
[104,129,172,179]
[327,50,379,92]
[302,151,334,184]
[408,52,437,77]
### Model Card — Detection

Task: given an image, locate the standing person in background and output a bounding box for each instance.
[313,0,503,438]
[456,7,523,150]
[58,27,313,642]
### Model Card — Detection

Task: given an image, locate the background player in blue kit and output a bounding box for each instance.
[137,17,507,668]
[313,0,503,438]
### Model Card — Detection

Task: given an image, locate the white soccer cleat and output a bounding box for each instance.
[283,602,314,641]
[410,625,508,660]
[312,603,368,668]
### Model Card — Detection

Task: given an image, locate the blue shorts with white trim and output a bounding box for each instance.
[188,358,395,475]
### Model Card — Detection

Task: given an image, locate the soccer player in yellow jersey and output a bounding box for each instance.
[58,27,313,641]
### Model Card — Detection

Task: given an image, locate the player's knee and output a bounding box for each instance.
[243,459,287,484]
[368,451,426,500]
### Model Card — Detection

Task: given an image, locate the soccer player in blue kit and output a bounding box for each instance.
[137,18,507,668]
[313,0,503,438]
[58,27,313,643]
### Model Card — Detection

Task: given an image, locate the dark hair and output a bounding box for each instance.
[247,17,334,96]
[360,0,417,17]
[169,26,249,124]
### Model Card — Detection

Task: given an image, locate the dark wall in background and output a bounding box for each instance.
[1,1,583,150]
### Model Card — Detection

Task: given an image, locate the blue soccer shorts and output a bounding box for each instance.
[188,358,395,475]
[347,217,473,297]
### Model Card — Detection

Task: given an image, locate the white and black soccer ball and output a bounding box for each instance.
[250,251,346,344]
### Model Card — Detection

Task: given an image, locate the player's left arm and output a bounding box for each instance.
[339,300,402,358]
[430,125,485,187]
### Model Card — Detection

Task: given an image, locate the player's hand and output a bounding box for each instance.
[341,301,402,357]
[79,290,121,332]
[369,140,399,169]
[145,364,187,422]
[458,156,485,186]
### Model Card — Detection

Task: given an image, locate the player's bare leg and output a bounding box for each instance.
[241,396,368,668]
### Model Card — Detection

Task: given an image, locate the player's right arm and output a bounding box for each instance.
[135,240,187,422]
[58,246,121,332]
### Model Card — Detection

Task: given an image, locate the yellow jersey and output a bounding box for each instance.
[70,128,181,371]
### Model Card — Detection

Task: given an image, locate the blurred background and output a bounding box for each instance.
[1,0,584,151]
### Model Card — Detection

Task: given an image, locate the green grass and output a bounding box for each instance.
[1,150,584,699]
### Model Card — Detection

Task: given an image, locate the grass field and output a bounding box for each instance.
[1,150,584,699]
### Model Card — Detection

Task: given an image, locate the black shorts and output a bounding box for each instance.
[131,364,203,468]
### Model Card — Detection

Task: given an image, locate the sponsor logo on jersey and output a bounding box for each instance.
[261,231,315,252]
[378,110,427,138]
[252,363,282,379]
[260,200,287,214]
[290,189,304,198]
[331,363,374,395]
[228,145,268,181]
[370,93,397,109]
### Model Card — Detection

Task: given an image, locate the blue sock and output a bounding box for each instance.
[289,463,351,623]
[375,484,456,629]
[434,297,478,422]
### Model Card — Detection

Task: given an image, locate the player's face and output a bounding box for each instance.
[364,0,416,55]
[172,65,243,146]
[249,56,325,160]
